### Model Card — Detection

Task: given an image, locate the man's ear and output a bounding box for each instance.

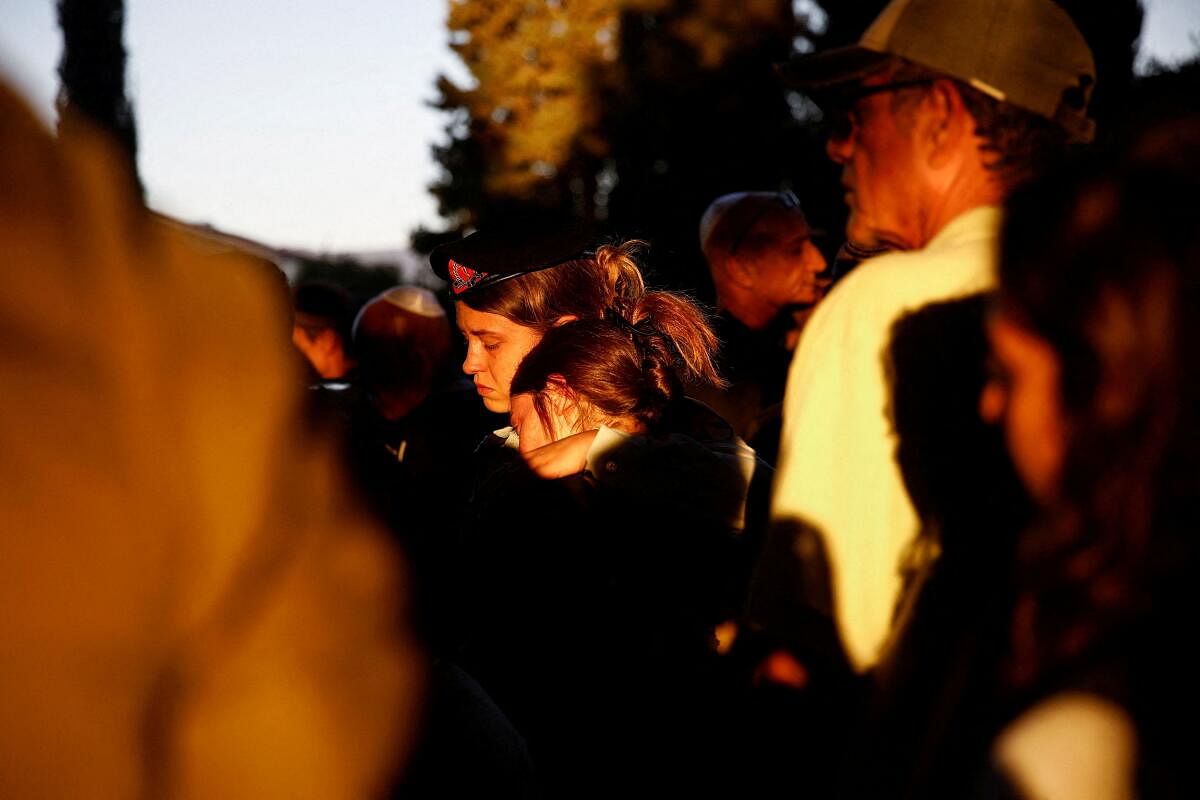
[553,315,577,326]
[921,79,967,169]
[722,254,757,290]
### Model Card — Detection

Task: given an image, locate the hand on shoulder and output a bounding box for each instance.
[521,429,599,479]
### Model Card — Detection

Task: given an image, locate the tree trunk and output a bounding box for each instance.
[56,0,142,197]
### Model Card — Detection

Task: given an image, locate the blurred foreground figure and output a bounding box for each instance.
[0,81,420,797]
[984,117,1200,799]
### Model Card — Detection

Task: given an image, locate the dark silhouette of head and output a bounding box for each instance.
[291,281,357,380]
[995,116,1200,691]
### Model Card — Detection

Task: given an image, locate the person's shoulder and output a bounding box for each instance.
[995,692,1136,800]
[796,252,914,346]
[810,210,1003,333]
[836,234,993,298]
[831,248,919,295]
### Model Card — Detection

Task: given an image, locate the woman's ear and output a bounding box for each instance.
[553,315,577,326]
[543,374,575,408]
[544,375,592,432]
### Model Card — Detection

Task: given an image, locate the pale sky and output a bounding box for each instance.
[1,0,1197,252]
[0,0,467,252]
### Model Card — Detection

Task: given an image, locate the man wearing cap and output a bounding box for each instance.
[769,0,1096,670]
[695,191,829,462]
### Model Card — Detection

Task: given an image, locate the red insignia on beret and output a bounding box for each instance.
[448,258,488,295]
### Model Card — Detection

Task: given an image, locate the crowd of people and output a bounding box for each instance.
[3,0,1200,796]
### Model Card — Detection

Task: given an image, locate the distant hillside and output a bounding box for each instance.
[156,214,442,289]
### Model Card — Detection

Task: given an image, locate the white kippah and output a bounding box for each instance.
[377,286,445,319]
[352,285,447,341]
[699,193,743,253]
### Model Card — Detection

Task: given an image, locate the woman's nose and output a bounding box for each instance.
[462,345,483,375]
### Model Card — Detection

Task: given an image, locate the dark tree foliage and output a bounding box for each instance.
[1054,0,1145,142]
[410,224,466,257]
[427,85,490,231]
[595,2,809,294]
[1123,52,1200,128]
[426,0,622,234]
[56,0,141,196]
[814,0,885,49]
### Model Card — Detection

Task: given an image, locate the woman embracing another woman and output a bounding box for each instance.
[430,231,763,795]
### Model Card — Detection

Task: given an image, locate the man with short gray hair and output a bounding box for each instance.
[695,191,828,455]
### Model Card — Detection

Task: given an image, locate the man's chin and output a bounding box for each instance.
[845,219,884,251]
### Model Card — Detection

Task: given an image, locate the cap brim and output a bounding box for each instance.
[776,45,891,93]
[429,224,594,294]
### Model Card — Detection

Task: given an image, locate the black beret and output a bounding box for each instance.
[429,225,595,297]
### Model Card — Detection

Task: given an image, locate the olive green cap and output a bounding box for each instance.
[780,0,1097,143]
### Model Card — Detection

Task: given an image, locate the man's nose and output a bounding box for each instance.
[810,243,828,274]
[826,130,853,165]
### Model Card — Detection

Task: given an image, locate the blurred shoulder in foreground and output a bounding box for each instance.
[0,80,421,798]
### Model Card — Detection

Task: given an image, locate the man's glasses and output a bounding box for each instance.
[822,78,934,141]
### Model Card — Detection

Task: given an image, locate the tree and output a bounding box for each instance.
[1054,0,1144,141]
[424,0,817,293]
[428,0,621,230]
[56,0,141,195]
